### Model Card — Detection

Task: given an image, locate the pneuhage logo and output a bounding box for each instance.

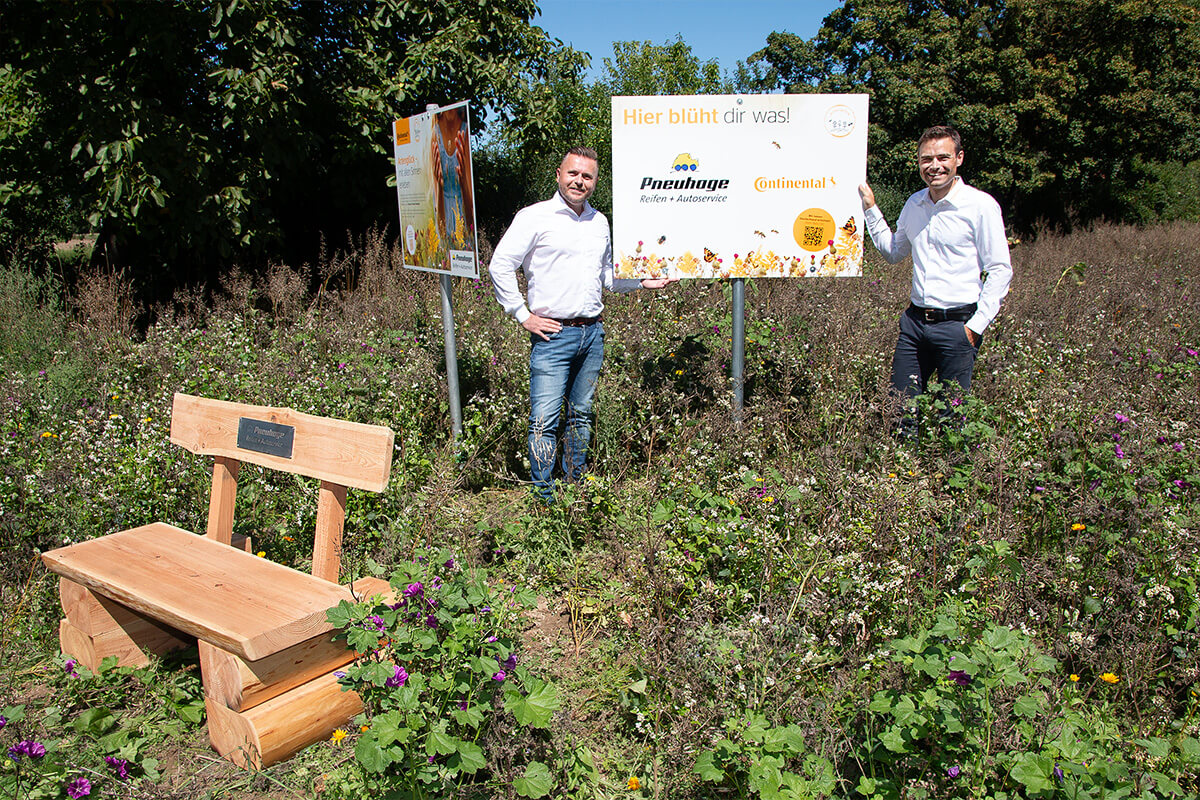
[639,153,730,193]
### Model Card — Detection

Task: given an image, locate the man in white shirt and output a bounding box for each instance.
[491,147,672,500]
[859,125,1012,437]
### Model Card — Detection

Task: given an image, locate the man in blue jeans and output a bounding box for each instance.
[490,147,673,500]
[858,125,1013,438]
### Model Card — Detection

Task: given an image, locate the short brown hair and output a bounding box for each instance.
[564,146,599,163]
[917,125,962,154]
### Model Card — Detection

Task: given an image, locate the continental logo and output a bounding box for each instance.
[640,153,730,193]
[754,176,832,191]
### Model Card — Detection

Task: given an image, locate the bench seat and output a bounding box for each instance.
[42,522,354,662]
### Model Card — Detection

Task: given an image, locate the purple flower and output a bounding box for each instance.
[947,670,971,686]
[1174,479,1187,489]
[66,777,91,798]
[8,740,46,759]
[403,582,424,598]
[333,671,346,679]
[1034,485,1045,492]
[1114,443,1126,459]
[105,756,130,779]
[1174,442,1184,452]
[498,653,518,671]
[443,558,456,570]
[458,699,468,710]
[950,397,963,407]
[0,714,6,729]
[424,614,438,629]
[479,605,491,614]
[367,615,386,632]
[1114,412,1131,424]
[492,670,507,682]
[485,635,498,643]
[385,664,409,688]
[947,765,961,778]
[65,658,78,677]
[1054,762,1065,783]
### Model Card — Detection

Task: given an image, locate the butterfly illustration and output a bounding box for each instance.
[841,217,857,235]
[703,248,717,263]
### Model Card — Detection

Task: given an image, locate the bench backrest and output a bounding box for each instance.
[169,393,394,583]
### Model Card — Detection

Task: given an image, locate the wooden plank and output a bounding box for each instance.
[41,523,356,662]
[169,393,394,492]
[206,456,240,544]
[311,481,347,583]
[59,616,191,671]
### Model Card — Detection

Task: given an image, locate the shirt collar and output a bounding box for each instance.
[921,176,965,208]
[552,189,595,220]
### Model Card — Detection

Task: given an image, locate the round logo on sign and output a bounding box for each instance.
[824,105,856,138]
[406,224,418,255]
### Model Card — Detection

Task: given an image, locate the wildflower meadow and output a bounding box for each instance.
[1,221,1198,798]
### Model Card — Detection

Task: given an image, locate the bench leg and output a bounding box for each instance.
[58,579,191,670]
[206,671,363,769]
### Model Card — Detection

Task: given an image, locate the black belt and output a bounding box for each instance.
[555,316,601,327]
[908,303,976,323]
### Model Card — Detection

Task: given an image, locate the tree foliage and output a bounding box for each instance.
[747,0,1200,228]
[0,0,582,294]
[477,37,733,233]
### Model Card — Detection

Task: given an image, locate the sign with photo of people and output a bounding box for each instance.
[392,101,479,278]
[611,94,868,279]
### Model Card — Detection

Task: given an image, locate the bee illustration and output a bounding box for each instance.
[658,235,666,244]
[770,229,779,234]
[754,230,766,238]
[771,141,781,149]
[703,248,717,263]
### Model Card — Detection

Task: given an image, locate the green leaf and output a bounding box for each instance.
[695,750,725,782]
[1009,752,1053,793]
[426,729,457,756]
[505,678,560,728]
[449,740,486,774]
[355,734,390,774]
[74,707,117,735]
[1014,691,1046,719]
[513,761,554,798]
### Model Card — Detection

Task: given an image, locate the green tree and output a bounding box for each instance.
[748,0,1200,228]
[0,0,581,295]
[478,36,733,227]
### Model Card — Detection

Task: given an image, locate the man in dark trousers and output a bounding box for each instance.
[859,125,1013,437]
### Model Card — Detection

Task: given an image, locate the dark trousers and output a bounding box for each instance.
[891,306,981,437]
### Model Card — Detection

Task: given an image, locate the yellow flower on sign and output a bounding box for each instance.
[627,776,641,791]
[1100,672,1119,684]
[1069,674,1080,682]
[330,729,347,744]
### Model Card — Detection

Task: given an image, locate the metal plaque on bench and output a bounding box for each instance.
[237,417,295,459]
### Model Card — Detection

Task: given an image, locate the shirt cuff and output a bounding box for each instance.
[965,313,988,335]
[514,307,531,324]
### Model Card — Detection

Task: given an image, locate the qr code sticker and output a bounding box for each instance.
[803,226,824,248]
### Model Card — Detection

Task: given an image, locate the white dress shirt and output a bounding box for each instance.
[864,177,1013,334]
[490,191,639,324]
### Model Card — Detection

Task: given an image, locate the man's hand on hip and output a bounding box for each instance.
[965,325,980,347]
[523,314,562,341]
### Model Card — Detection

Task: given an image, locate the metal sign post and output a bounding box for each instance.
[731,277,746,425]
[440,272,463,438]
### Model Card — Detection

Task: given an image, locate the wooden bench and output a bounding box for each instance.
[41,393,396,768]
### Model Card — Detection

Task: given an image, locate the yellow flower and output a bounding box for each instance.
[142,417,152,423]
[330,729,347,744]
[674,369,684,375]
[1071,523,1086,531]
[1100,672,1119,684]
[360,725,370,733]
[762,496,775,503]
[627,776,641,791]
[256,551,266,558]
[282,535,294,542]
[41,431,55,438]
[1069,674,1080,682]
[888,472,896,479]
[109,413,120,419]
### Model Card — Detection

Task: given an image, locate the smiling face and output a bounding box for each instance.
[556,153,598,213]
[917,137,964,202]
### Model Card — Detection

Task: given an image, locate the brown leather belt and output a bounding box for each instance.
[555,316,602,327]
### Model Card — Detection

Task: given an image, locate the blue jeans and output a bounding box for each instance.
[528,322,604,499]
[891,307,981,438]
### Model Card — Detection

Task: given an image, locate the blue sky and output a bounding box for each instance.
[533,0,842,79]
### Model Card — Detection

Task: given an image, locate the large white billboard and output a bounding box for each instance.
[612,94,868,279]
